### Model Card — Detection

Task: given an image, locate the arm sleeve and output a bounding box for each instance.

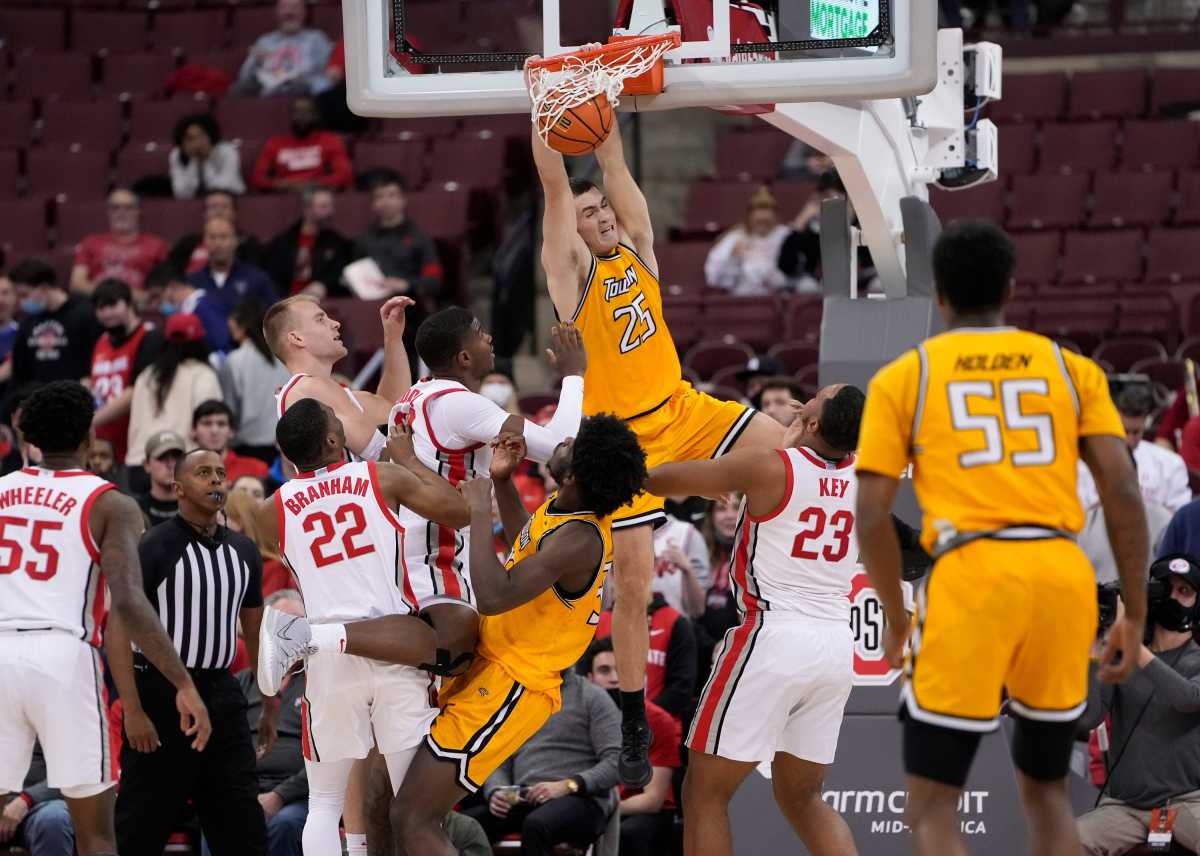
[1063,351,1126,439]
[652,615,698,720]
[855,351,919,478]
[521,376,583,464]
[1141,656,1200,713]
[319,136,354,190]
[432,392,511,449]
[273,768,309,804]
[1076,661,1110,732]
[578,685,621,795]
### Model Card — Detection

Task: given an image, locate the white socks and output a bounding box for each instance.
[345,832,368,855]
[310,623,348,655]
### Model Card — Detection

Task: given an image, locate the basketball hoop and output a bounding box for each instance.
[525,32,681,145]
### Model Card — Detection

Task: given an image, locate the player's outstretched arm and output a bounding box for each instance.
[498,324,587,463]
[380,422,470,529]
[491,432,534,545]
[855,471,910,669]
[1082,434,1150,683]
[92,490,211,750]
[531,126,591,321]
[594,126,656,273]
[645,448,785,517]
[462,478,603,615]
[375,295,415,404]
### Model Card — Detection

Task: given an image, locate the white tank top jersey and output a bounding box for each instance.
[0,468,115,646]
[731,447,859,622]
[275,460,417,624]
[276,373,385,463]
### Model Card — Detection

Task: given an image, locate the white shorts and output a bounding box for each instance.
[301,652,438,764]
[688,613,853,766]
[0,632,113,793]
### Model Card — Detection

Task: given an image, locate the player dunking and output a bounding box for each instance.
[389,419,646,855]
[646,385,866,856]
[530,96,784,782]
[855,221,1150,856]
[256,398,469,856]
[0,382,210,856]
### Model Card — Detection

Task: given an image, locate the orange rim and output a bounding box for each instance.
[527,32,682,72]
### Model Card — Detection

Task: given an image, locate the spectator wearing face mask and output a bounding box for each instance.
[90,278,164,465]
[480,370,520,414]
[10,258,101,386]
[144,265,228,357]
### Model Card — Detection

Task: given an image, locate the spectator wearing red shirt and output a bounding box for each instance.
[262,186,354,298]
[71,189,169,296]
[585,638,681,856]
[251,95,352,192]
[190,399,270,487]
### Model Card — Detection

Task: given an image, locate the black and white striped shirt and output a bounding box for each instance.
[138,516,264,670]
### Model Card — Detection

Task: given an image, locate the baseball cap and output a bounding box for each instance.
[1149,554,1200,593]
[164,312,206,343]
[144,430,186,461]
[735,354,784,381]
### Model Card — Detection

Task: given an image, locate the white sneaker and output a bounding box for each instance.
[257,606,316,696]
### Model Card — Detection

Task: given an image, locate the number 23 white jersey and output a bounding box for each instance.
[732,447,859,622]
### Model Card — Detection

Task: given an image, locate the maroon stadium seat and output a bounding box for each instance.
[0,8,67,52]
[1060,229,1144,285]
[930,181,1005,226]
[662,295,704,350]
[27,148,111,200]
[1032,297,1116,353]
[653,241,710,295]
[324,298,385,360]
[128,98,210,146]
[794,365,820,401]
[1147,228,1200,283]
[1150,68,1200,116]
[73,11,149,54]
[986,72,1067,123]
[406,188,471,240]
[140,198,203,243]
[1121,121,1199,172]
[235,195,296,242]
[1039,122,1119,174]
[39,100,124,151]
[0,152,18,200]
[683,338,755,380]
[681,181,760,236]
[785,296,823,342]
[1067,69,1147,120]
[715,128,793,181]
[311,5,343,39]
[1088,171,1173,229]
[1176,336,1200,363]
[328,191,372,238]
[102,52,177,97]
[1005,298,1037,331]
[998,123,1037,174]
[1175,172,1200,227]
[1131,357,1188,390]
[152,10,229,53]
[0,200,50,256]
[1007,172,1088,230]
[354,140,429,192]
[0,102,34,150]
[1093,337,1168,372]
[702,295,782,349]
[373,117,461,141]
[12,53,93,101]
[709,364,748,394]
[215,99,292,145]
[767,341,820,375]
[229,6,283,49]
[1010,230,1062,286]
[427,138,507,190]
[54,200,110,248]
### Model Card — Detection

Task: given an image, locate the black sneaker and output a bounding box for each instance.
[619,714,653,788]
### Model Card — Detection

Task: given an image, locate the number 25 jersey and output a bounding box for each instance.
[856,327,1125,553]
[573,244,682,420]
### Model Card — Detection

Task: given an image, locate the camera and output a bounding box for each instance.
[1097,578,1169,633]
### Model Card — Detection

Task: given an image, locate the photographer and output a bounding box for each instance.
[1077,555,1200,855]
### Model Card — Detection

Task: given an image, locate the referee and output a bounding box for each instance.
[107,448,277,855]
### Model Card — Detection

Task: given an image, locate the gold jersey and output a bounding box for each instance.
[477,496,612,693]
[572,244,682,419]
[856,327,1125,554]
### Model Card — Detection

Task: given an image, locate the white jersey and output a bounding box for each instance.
[275,460,416,623]
[0,468,114,646]
[276,373,386,462]
[732,447,859,622]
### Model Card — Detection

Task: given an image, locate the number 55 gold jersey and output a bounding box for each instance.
[856,327,1126,555]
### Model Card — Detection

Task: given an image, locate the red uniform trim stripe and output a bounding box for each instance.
[300,698,313,761]
[690,615,758,750]
[366,462,419,611]
[433,452,467,599]
[80,482,116,563]
[89,567,108,648]
[748,449,794,523]
[420,388,486,454]
[274,492,288,556]
[796,446,855,470]
[277,374,306,417]
[732,515,757,614]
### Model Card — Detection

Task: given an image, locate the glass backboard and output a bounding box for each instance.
[344,0,936,118]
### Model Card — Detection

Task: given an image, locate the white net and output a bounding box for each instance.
[527,39,676,143]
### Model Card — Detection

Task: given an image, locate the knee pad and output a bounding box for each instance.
[901,712,983,790]
[418,647,474,677]
[62,781,115,799]
[1010,715,1077,781]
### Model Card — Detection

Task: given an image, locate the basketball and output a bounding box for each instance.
[540,92,614,156]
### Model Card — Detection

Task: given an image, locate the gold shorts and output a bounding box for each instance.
[903,537,1098,731]
[426,657,558,792]
[612,382,753,529]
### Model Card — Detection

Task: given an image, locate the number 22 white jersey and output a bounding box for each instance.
[0,468,115,646]
[732,447,859,622]
[275,460,416,624]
